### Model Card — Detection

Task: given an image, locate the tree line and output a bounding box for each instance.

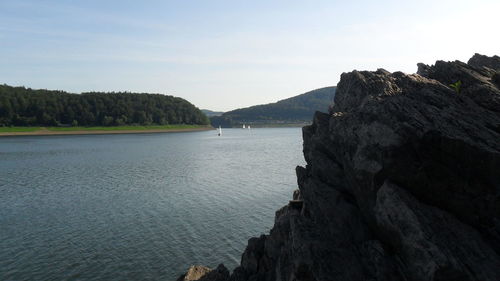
[0,84,209,126]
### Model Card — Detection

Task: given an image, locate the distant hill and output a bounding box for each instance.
[201,109,224,117]
[210,86,336,127]
[0,84,209,126]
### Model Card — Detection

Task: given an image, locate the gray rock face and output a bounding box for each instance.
[468,53,500,71]
[179,54,500,281]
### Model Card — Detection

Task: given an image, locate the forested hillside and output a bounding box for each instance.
[211,86,335,127]
[201,109,224,117]
[0,84,209,126]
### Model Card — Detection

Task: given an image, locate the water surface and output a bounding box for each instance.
[0,128,304,280]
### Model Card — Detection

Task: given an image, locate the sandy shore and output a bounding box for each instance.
[0,127,213,137]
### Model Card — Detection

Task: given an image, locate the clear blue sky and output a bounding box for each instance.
[1,0,498,111]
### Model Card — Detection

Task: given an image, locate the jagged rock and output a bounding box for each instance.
[180,54,500,281]
[467,53,500,71]
[177,265,212,281]
[177,264,229,281]
[288,200,303,210]
[417,57,500,115]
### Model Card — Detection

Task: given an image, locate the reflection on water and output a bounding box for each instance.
[0,128,305,280]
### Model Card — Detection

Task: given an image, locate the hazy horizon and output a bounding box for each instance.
[1,0,499,111]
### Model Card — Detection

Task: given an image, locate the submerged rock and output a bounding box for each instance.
[178,54,500,280]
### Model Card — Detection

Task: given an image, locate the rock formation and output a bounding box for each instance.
[178,54,500,280]
[177,265,230,281]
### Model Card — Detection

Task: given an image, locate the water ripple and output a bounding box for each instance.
[0,128,304,280]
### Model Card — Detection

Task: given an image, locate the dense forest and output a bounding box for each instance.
[211,86,336,127]
[0,84,209,126]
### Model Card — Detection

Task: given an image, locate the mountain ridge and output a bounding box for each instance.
[201,109,224,117]
[210,86,336,127]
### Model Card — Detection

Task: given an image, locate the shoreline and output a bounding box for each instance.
[0,127,213,137]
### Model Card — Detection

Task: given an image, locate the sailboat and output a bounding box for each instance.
[218,126,222,136]
[242,124,246,129]
[247,125,251,130]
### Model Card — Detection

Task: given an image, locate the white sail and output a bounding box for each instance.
[242,124,246,129]
[218,126,222,136]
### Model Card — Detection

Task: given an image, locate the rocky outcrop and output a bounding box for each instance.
[468,53,500,72]
[178,54,500,280]
[177,265,230,281]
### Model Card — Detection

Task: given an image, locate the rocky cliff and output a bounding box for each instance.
[178,54,500,281]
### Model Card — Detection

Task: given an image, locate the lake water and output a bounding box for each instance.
[0,128,305,280]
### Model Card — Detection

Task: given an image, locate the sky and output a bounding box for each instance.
[1,0,499,111]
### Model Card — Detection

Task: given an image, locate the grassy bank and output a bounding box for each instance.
[0,127,42,132]
[0,125,212,136]
[46,124,207,131]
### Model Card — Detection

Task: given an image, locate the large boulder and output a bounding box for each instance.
[179,54,500,281]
